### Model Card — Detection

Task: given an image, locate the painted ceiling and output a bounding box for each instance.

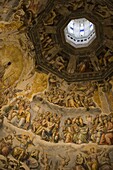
[0,0,113,170]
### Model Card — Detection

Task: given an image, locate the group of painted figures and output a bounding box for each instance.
[0,0,113,169]
[2,94,113,145]
[38,0,113,75]
[3,96,31,130]
[41,38,113,74]
[74,147,113,170]
[32,111,113,145]
[44,74,98,109]
[32,111,61,143]
[0,133,52,170]
[0,132,113,170]
[44,86,96,109]
[63,114,113,145]
[0,111,113,170]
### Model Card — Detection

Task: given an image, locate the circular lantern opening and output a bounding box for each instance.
[64,18,96,48]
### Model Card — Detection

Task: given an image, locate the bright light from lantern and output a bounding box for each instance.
[64,18,96,48]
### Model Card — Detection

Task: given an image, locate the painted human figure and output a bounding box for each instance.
[90,52,100,71]
[100,118,113,145]
[86,148,99,170]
